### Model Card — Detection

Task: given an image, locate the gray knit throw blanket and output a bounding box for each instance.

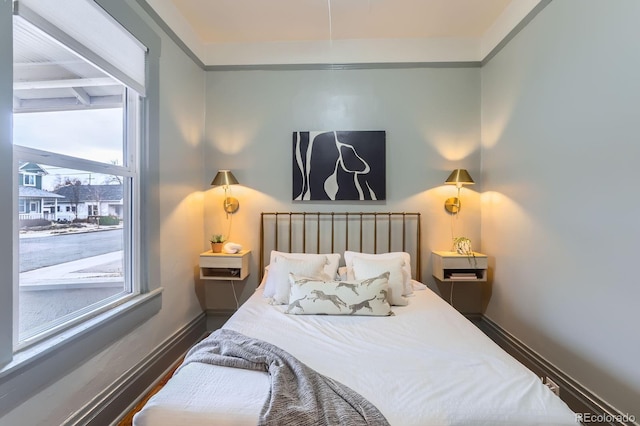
[178,328,390,426]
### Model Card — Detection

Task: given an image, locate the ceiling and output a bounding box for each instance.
[143,0,542,67]
[12,0,542,112]
[158,0,511,43]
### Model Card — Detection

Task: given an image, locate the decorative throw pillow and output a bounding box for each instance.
[263,251,341,298]
[351,256,408,306]
[344,251,413,296]
[268,256,329,305]
[286,273,394,316]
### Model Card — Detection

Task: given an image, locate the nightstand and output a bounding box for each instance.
[199,250,251,328]
[431,251,488,315]
[200,250,251,318]
[199,250,251,281]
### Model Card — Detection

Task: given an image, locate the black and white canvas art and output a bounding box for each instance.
[293,131,386,201]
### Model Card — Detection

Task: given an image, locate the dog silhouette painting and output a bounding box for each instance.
[293,131,385,201]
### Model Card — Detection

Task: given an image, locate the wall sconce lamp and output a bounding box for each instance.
[211,170,240,215]
[444,169,474,214]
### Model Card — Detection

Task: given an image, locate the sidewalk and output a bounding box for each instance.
[20,251,124,290]
[19,223,122,239]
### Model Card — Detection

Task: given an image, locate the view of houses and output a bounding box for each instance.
[18,161,123,222]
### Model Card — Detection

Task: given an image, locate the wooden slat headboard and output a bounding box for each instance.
[260,212,421,281]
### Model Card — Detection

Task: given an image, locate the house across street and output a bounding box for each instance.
[18,161,123,222]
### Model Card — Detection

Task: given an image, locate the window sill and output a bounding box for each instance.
[0,288,163,418]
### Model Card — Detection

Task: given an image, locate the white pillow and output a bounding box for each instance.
[344,251,413,296]
[265,253,329,298]
[286,273,393,316]
[351,256,408,306]
[268,251,340,282]
[267,256,329,305]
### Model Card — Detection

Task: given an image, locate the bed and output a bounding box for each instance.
[134,212,577,426]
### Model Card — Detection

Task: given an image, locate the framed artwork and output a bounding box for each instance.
[293,131,386,201]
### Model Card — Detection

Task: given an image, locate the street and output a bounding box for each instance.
[19,228,123,272]
[18,228,125,339]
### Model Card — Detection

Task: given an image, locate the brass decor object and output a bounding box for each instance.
[211,170,240,214]
[444,169,474,214]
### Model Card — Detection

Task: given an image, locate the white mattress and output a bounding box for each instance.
[134,286,577,426]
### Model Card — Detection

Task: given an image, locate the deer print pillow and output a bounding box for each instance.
[286,273,394,316]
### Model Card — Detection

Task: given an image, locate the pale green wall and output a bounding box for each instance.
[481,0,640,418]
[202,68,483,305]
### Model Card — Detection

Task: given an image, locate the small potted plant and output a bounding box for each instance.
[452,236,477,268]
[210,234,226,253]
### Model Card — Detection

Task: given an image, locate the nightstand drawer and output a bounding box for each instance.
[200,256,243,269]
[431,251,488,282]
[199,250,250,281]
[440,255,487,270]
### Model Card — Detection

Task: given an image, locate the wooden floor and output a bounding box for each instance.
[116,360,181,426]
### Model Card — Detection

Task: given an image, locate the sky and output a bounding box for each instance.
[14,108,124,190]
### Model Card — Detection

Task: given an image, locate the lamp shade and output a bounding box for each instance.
[211,170,239,187]
[444,169,474,186]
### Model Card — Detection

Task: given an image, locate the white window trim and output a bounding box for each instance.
[0,0,162,418]
[0,289,163,416]
[11,19,139,348]
[14,146,140,350]
[22,173,36,186]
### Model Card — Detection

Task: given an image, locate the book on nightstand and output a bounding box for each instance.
[449,272,478,280]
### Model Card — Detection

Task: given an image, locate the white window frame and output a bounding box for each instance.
[22,173,35,186]
[11,10,142,348]
[14,138,139,348]
[87,202,99,217]
[0,0,162,419]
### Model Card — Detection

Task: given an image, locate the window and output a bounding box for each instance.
[22,174,35,186]
[87,203,99,217]
[0,1,160,415]
[11,0,145,347]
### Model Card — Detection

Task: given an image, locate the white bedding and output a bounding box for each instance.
[134,286,577,426]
